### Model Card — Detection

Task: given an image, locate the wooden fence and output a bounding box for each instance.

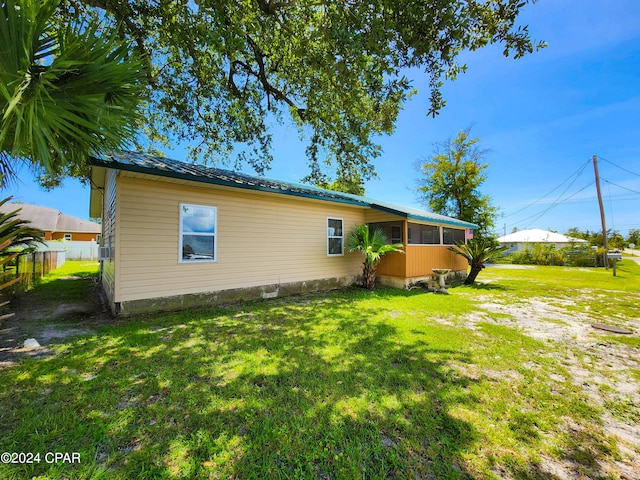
[0,251,60,299]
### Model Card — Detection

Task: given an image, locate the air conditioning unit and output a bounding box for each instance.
[98,247,111,261]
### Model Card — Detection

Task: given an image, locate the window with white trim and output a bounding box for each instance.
[180,203,217,262]
[63,233,72,241]
[327,218,344,256]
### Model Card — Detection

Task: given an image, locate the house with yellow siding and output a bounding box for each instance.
[89,152,476,315]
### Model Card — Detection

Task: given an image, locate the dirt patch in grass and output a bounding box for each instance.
[0,265,111,368]
[448,292,640,479]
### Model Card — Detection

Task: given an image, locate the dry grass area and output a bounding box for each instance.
[452,264,640,479]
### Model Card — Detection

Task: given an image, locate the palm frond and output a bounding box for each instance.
[449,238,508,267]
[0,196,45,252]
[348,224,404,266]
[0,0,148,180]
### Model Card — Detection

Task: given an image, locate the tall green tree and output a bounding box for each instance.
[16,0,543,184]
[0,0,148,185]
[416,127,498,237]
[315,171,366,196]
[626,229,640,246]
[566,227,627,249]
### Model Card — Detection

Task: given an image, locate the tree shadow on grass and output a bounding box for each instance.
[0,265,104,365]
[0,290,624,479]
[0,297,480,479]
[459,282,510,292]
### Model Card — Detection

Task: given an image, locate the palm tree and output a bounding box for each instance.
[0,195,45,296]
[348,224,404,290]
[0,197,45,253]
[0,0,147,183]
[449,238,507,285]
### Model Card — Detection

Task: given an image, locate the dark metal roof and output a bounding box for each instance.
[90,152,478,229]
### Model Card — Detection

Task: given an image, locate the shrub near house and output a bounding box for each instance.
[503,243,600,267]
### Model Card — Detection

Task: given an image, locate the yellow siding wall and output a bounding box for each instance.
[101,170,117,304]
[405,245,468,277]
[114,176,365,303]
[363,210,404,223]
[376,251,406,277]
[378,246,468,279]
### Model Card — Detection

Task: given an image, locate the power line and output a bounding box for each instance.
[506,180,595,228]
[520,181,596,229]
[501,159,591,219]
[603,179,640,196]
[499,192,640,207]
[497,157,639,236]
[597,155,640,177]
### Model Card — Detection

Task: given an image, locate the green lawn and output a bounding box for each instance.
[0,261,638,479]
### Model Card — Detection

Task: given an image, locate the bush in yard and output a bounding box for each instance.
[504,243,598,267]
[0,195,45,296]
[449,237,508,285]
[348,224,403,290]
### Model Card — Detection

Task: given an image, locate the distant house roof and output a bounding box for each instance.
[497,229,588,244]
[0,203,101,234]
[90,151,478,229]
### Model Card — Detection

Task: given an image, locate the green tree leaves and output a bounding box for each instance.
[348,224,403,289]
[449,237,507,284]
[0,0,148,185]
[63,0,543,181]
[416,127,498,238]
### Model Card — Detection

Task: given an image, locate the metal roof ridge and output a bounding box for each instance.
[90,152,478,229]
[90,152,372,207]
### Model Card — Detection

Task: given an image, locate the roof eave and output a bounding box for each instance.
[89,157,369,208]
[370,204,477,229]
[406,214,478,229]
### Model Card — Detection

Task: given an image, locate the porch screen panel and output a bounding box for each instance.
[407,223,440,245]
[368,222,404,244]
[443,228,466,245]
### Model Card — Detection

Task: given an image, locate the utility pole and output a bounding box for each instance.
[592,155,608,250]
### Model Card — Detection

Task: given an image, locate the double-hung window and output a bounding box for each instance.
[327,218,344,256]
[180,203,217,262]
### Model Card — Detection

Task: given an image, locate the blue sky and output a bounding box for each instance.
[6,0,640,236]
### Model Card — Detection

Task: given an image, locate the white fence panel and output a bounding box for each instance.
[40,240,99,261]
[56,250,66,268]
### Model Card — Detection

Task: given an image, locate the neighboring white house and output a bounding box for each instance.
[497,229,588,254]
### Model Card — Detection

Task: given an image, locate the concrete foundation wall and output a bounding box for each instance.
[112,275,360,316]
[378,270,467,289]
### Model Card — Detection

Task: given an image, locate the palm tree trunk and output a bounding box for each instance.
[363,263,377,290]
[464,264,483,285]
